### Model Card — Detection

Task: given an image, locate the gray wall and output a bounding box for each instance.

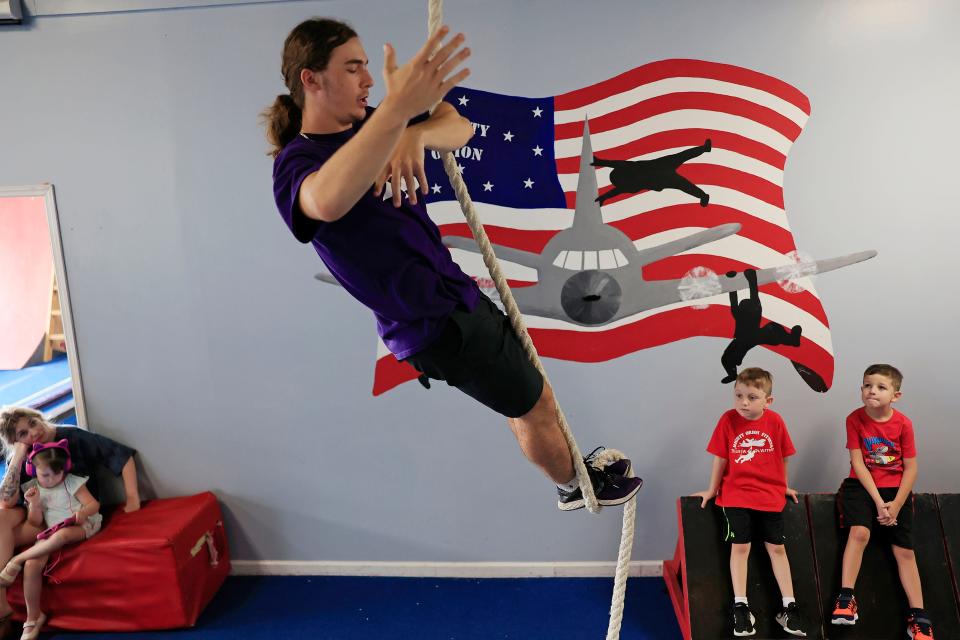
[1,0,958,563]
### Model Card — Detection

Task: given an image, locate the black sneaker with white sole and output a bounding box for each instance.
[557,464,642,511]
[776,602,809,637]
[732,602,756,637]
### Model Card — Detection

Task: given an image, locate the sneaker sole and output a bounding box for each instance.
[557,479,643,511]
[831,615,857,625]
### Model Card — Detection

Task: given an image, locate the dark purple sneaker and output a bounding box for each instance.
[584,446,632,477]
[557,465,642,511]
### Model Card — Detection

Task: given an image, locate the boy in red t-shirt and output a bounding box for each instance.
[693,368,809,637]
[831,364,933,640]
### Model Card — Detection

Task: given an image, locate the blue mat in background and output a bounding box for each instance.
[0,355,70,407]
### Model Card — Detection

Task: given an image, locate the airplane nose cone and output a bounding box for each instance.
[561,270,622,325]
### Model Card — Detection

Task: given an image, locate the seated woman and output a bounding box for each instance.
[0,406,141,622]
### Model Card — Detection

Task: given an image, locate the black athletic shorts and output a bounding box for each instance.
[403,294,544,418]
[837,477,914,549]
[722,506,785,545]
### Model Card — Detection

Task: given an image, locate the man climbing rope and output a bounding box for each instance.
[263,17,640,510]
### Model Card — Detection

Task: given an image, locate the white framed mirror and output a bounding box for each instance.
[0,183,86,427]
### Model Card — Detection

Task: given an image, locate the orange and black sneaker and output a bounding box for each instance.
[907,611,934,639]
[831,592,858,625]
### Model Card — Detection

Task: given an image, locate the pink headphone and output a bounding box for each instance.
[25,439,72,477]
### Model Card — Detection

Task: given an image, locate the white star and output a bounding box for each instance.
[458,95,469,106]
[431,183,442,194]
[483,181,494,192]
[456,164,465,174]
[503,131,514,142]
[523,178,534,189]
[532,106,543,118]
[532,145,543,156]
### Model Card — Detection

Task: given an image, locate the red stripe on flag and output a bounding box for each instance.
[372,354,420,396]
[608,204,797,255]
[554,129,787,173]
[555,93,801,143]
[554,59,810,115]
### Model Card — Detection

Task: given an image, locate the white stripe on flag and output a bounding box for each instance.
[554,77,810,128]
[598,186,789,230]
[554,110,794,158]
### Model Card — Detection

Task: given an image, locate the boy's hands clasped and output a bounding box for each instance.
[876,500,898,526]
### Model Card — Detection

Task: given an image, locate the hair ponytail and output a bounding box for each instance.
[262,93,303,158]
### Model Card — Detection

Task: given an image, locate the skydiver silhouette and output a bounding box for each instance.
[720,268,803,384]
[592,139,712,207]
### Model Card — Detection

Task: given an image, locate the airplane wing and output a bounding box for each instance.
[634,223,742,267]
[443,236,547,270]
[717,250,879,296]
[615,249,878,315]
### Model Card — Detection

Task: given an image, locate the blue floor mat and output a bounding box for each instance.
[41,576,682,640]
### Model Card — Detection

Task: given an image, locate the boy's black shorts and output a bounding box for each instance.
[721,506,786,545]
[837,477,914,549]
[403,294,544,418]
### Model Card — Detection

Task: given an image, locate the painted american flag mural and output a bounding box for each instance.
[371,59,845,395]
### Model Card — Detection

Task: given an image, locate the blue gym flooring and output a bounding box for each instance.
[34,576,682,639]
[0,355,74,423]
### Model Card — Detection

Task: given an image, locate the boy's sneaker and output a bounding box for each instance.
[557,464,642,511]
[732,602,756,637]
[831,593,858,625]
[907,612,934,639]
[775,602,809,637]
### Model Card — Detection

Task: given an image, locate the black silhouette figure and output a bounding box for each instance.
[592,139,712,207]
[721,268,802,384]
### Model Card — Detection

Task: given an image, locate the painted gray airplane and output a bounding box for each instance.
[435,120,876,326]
[317,120,875,328]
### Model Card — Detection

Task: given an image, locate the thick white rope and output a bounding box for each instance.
[426,1,636,636]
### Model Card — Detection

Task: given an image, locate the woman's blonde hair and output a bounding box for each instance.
[0,406,48,460]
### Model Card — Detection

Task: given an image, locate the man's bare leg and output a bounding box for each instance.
[506,382,575,484]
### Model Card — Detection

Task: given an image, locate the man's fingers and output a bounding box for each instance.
[417,25,450,62]
[417,167,429,195]
[391,173,402,207]
[404,169,417,205]
[427,32,465,70]
[383,43,397,72]
[439,68,471,97]
[373,169,388,197]
[436,47,471,80]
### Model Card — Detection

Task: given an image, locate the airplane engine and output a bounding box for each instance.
[561,270,622,325]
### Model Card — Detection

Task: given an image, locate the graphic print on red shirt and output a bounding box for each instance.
[707,409,796,512]
[846,407,916,488]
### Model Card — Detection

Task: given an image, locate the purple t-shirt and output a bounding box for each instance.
[272,107,479,359]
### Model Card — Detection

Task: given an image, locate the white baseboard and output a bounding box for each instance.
[230,560,664,578]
